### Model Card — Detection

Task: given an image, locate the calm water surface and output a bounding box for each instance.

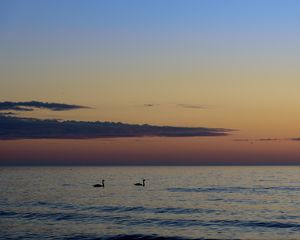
[1,166,300,239]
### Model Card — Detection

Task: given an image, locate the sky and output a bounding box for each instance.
[1,0,300,165]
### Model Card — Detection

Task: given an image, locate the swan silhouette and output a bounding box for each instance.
[134,179,145,187]
[93,180,105,188]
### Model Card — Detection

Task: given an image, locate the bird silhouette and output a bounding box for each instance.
[134,179,145,187]
[93,180,105,188]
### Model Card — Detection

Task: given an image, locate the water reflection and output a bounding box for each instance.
[1,166,300,239]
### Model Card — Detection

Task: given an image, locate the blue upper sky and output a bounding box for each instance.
[1,0,300,130]
[2,0,300,41]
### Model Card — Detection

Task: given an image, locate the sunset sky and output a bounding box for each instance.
[1,0,300,165]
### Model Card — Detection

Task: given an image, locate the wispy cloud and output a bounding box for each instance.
[0,115,233,140]
[142,103,160,107]
[0,112,17,116]
[233,138,300,143]
[137,103,209,109]
[234,138,281,142]
[0,101,89,112]
[177,104,208,109]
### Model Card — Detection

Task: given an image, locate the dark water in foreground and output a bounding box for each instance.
[1,167,300,239]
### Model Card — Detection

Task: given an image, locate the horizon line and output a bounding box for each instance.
[2,164,300,167]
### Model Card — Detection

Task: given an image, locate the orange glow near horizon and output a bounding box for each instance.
[1,137,300,165]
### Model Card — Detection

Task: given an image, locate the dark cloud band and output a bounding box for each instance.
[0,115,233,140]
[0,101,88,111]
[290,138,300,141]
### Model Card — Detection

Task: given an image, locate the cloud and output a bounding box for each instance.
[233,138,300,143]
[138,103,208,109]
[0,112,17,116]
[142,104,160,107]
[234,138,281,142]
[178,104,208,109]
[0,115,233,140]
[0,101,89,112]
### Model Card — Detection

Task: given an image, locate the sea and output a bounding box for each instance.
[1,166,300,240]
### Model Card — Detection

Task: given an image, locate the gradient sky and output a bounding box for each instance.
[1,0,300,165]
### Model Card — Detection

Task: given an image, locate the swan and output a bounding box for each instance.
[134,179,145,187]
[93,180,105,188]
